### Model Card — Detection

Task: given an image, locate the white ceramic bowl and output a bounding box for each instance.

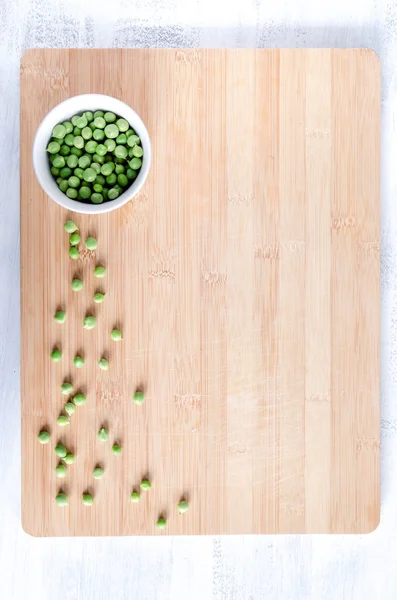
[32,94,151,214]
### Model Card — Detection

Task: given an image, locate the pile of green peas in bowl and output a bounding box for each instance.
[47,110,144,204]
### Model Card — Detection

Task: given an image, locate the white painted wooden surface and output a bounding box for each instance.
[1,0,397,597]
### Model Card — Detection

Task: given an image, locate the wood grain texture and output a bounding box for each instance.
[20,48,380,536]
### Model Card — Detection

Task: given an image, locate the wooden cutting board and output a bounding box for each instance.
[20,48,380,536]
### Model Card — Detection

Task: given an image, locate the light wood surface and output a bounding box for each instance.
[20,48,380,536]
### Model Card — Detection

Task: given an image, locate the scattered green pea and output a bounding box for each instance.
[55,444,67,458]
[73,355,84,368]
[140,479,151,491]
[69,233,81,246]
[73,393,86,406]
[112,443,121,455]
[55,463,67,478]
[63,453,75,465]
[69,247,79,260]
[98,428,108,442]
[57,415,70,427]
[133,390,144,405]
[178,500,189,514]
[54,310,66,324]
[111,329,122,341]
[130,491,141,503]
[83,316,96,330]
[55,492,68,507]
[61,382,73,395]
[93,292,105,303]
[94,266,106,278]
[50,349,62,362]
[98,358,109,371]
[64,402,76,416]
[93,466,104,479]
[71,278,83,291]
[38,430,50,444]
[156,517,167,529]
[82,493,94,506]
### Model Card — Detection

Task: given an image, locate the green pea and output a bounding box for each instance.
[140,479,151,491]
[129,157,142,170]
[94,266,106,278]
[52,124,66,139]
[101,162,114,176]
[71,278,83,291]
[71,115,80,126]
[59,145,70,156]
[83,168,96,182]
[64,402,76,415]
[57,415,69,427]
[95,143,107,156]
[47,141,60,154]
[55,463,67,478]
[78,154,91,169]
[54,310,66,324]
[61,382,73,395]
[84,111,94,123]
[93,292,105,303]
[73,355,84,368]
[106,174,117,186]
[67,152,79,167]
[111,329,122,341]
[127,134,140,147]
[116,118,129,132]
[108,188,119,200]
[73,393,86,406]
[66,188,78,199]
[93,128,105,141]
[56,492,68,507]
[79,186,91,200]
[133,390,144,405]
[52,155,65,169]
[102,188,109,200]
[73,135,84,149]
[91,193,103,204]
[115,145,128,159]
[89,122,97,131]
[94,116,106,129]
[64,133,75,146]
[98,428,108,442]
[93,466,104,479]
[82,493,94,506]
[56,176,63,184]
[38,430,50,444]
[130,491,141,503]
[104,111,116,122]
[69,247,79,259]
[59,180,69,193]
[126,129,135,137]
[116,133,127,145]
[63,453,75,464]
[156,517,167,529]
[104,138,116,152]
[76,115,88,129]
[50,348,62,362]
[93,153,105,164]
[131,145,143,158]
[73,127,81,136]
[104,124,119,139]
[98,357,109,370]
[73,168,84,180]
[177,500,189,514]
[60,166,72,179]
[91,162,101,174]
[127,168,138,180]
[118,174,128,187]
[62,121,73,134]
[115,164,125,175]
[93,184,103,193]
[85,140,98,154]
[70,147,83,157]
[55,444,67,458]
[69,232,81,245]
[85,237,97,250]
[112,443,121,455]
[83,316,96,329]
[94,110,104,118]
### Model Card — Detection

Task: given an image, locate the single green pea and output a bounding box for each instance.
[94,266,106,278]
[73,393,86,406]
[83,316,96,330]
[84,111,94,123]
[64,133,75,146]
[62,121,73,133]
[101,162,114,176]
[116,118,129,132]
[95,175,106,186]
[93,292,105,303]
[78,154,91,169]
[131,145,144,158]
[71,278,83,291]
[111,329,122,341]
[73,135,84,149]
[104,111,116,123]
[61,382,73,395]
[102,188,109,200]
[126,128,135,138]
[133,390,144,405]
[93,184,103,193]
[54,310,66,324]
[71,115,80,126]
[94,110,104,118]
[130,491,141,503]
[83,167,96,182]
[95,143,107,156]
[55,443,67,458]
[104,124,119,139]
[98,357,109,371]
[127,168,138,180]
[84,236,97,250]
[93,466,104,479]
[63,453,75,464]
[106,174,117,186]
[66,154,78,169]
[108,188,119,201]
[47,141,60,154]
[140,479,151,491]
[55,463,67,478]
[59,180,69,193]
[73,355,84,368]
[156,517,167,529]
[93,129,105,141]
[114,145,128,159]
[118,174,128,187]
[73,126,82,136]
[98,428,108,442]
[94,116,106,129]
[79,186,92,200]
[112,443,121,455]
[104,138,116,152]
[76,115,88,129]
[66,188,78,199]
[69,247,79,259]
[93,153,105,164]
[57,415,70,427]
[74,168,84,180]
[64,402,76,415]
[60,166,72,179]
[116,133,127,145]
[82,493,94,506]
[55,492,68,507]
[56,176,62,184]
[91,162,101,174]
[91,193,103,204]
[89,121,97,131]
[38,430,50,444]
[69,232,81,245]
[115,164,125,175]
[129,157,142,170]
[59,145,71,156]
[178,500,189,514]
[127,134,140,147]
[85,140,98,154]
[50,348,62,362]
[52,124,66,139]
[70,147,83,157]
[52,155,65,169]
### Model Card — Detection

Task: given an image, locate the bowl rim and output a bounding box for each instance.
[32,93,151,215]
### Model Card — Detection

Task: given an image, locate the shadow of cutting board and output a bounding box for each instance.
[20,49,380,536]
